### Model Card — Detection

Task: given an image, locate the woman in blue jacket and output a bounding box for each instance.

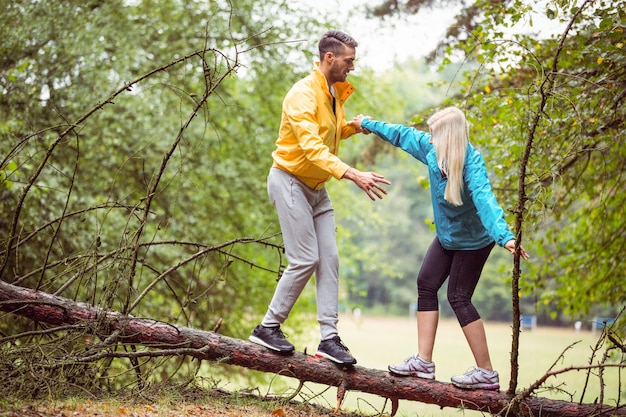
[351,107,528,390]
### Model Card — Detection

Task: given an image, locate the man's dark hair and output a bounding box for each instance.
[318,30,358,60]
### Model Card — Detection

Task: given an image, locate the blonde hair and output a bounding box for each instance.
[427,107,469,206]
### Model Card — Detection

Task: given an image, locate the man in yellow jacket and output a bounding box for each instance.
[249,30,390,365]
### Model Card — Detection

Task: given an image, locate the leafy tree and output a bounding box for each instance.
[457,0,625,320]
[366,0,625,321]
[367,0,626,393]
[0,0,333,393]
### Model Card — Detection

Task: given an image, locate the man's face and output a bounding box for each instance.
[328,46,356,84]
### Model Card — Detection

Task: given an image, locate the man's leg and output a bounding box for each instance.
[311,190,339,341]
[262,168,320,327]
[308,190,357,365]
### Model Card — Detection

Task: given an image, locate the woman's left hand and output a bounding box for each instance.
[504,239,529,260]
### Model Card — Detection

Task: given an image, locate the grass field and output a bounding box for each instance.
[282,314,624,417]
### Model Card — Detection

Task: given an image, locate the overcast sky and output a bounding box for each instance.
[302,0,561,73]
[306,0,464,72]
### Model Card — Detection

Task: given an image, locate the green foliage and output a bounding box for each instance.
[2,0,624,400]
[451,0,626,319]
[363,0,625,323]
[0,0,329,394]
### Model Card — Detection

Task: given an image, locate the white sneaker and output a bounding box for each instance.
[388,354,435,379]
[451,367,500,390]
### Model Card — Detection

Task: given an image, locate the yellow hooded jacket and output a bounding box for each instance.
[272,63,358,190]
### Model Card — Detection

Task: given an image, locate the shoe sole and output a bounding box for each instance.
[452,382,500,390]
[249,335,294,353]
[315,351,357,365]
[388,368,435,380]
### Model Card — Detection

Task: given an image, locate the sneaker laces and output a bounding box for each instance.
[331,336,350,352]
[271,327,289,339]
[463,366,495,380]
[463,366,477,375]
[402,354,419,365]
[411,354,433,369]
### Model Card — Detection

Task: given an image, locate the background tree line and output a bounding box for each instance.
[0,0,623,399]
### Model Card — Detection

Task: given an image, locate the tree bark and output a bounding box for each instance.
[0,279,623,417]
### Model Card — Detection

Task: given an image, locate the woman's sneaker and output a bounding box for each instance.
[388,354,435,379]
[451,367,500,390]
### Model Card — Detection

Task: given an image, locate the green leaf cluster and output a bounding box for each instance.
[0,0,330,391]
[433,0,626,320]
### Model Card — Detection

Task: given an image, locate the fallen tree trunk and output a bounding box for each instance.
[0,279,623,417]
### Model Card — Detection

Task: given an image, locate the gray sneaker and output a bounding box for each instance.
[249,325,295,353]
[388,354,435,379]
[315,336,357,365]
[451,367,500,390]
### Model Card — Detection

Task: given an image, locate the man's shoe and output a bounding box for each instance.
[315,336,357,365]
[249,325,295,353]
[388,354,435,379]
[451,367,500,390]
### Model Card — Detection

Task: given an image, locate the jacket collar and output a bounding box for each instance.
[312,63,355,103]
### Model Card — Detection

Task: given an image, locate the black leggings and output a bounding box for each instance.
[416,237,495,327]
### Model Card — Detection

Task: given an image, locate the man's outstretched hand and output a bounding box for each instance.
[342,167,390,201]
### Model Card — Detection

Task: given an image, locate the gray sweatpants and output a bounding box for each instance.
[261,167,339,341]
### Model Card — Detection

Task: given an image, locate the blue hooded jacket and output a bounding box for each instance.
[361,118,515,250]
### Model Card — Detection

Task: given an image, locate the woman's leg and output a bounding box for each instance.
[417,311,439,362]
[416,238,453,361]
[462,319,492,370]
[388,238,451,378]
[446,242,495,369]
